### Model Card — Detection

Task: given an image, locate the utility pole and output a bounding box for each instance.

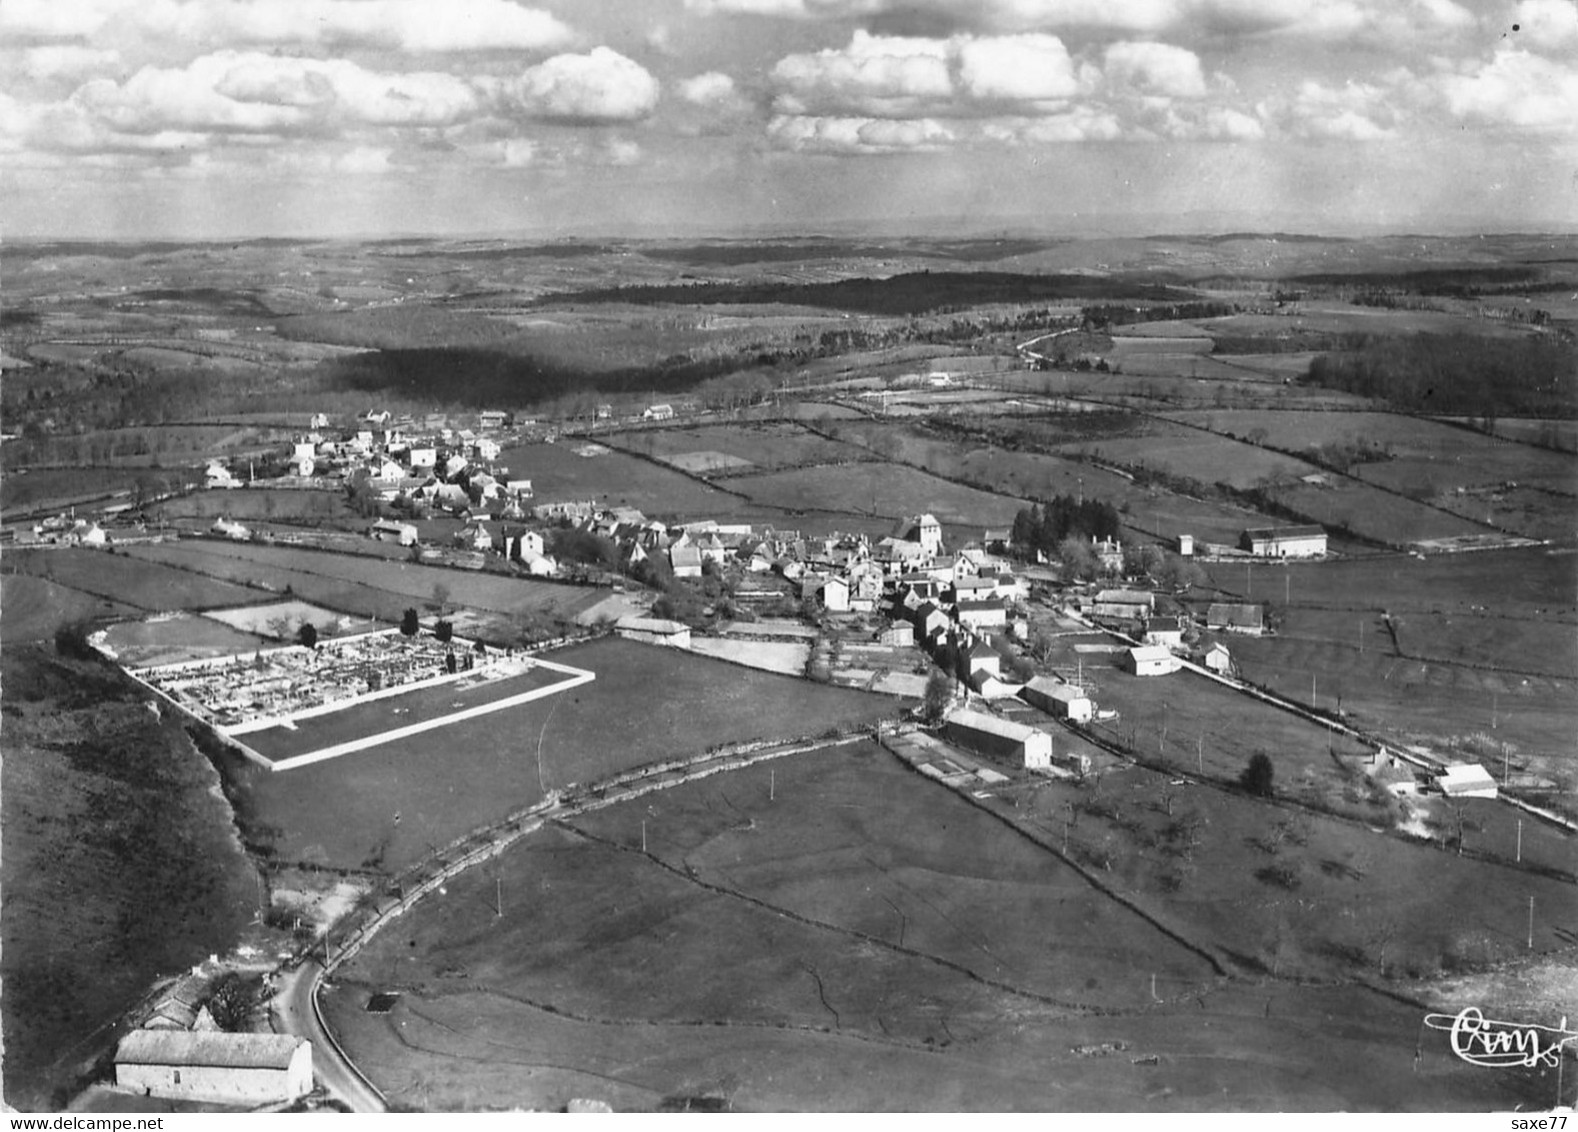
[1197,735,1203,774]
[641,818,647,854]
[496,875,503,918]
[1516,818,1523,863]
[1528,895,1535,949]
[770,768,775,802]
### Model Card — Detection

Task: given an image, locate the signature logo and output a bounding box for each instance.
[1424,1007,1578,1069]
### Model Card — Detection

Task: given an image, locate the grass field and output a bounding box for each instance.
[219,637,897,870]
[605,422,874,475]
[726,462,1024,526]
[1264,479,1493,546]
[0,573,141,641]
[321,742,1549,1111]
[0,467,146,515]
[151,488,356,528]
[6,548,265,612]
[497,440,757,519]
[94,613,269,667]
[203,598,381,638]
[121,540,601,622]
[1055,421,1317,490]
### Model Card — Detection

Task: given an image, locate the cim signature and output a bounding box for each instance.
[1424,1007,1578,1069]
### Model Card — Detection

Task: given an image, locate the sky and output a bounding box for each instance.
[2,0,1576,239]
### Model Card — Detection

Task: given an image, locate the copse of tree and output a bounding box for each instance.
[1012,495,1121,560]
[296,621,318,649]
[1304,333,1577,418]
[548,528,620,571]
[400,608,419,637]
[205,972,264,1032]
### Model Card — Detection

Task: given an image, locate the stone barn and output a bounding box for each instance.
[114,1030,313,1105]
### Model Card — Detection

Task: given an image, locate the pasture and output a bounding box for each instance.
[151,488,355,527]
[605,422,874,475]
[321,742,1545,1111]
[726,462,1023,527]
[203,598,380,638]
[121,540,601,622]
[497,440,755,518]
[1265,479,1492,546]
[220,637,896,870]
[94,613,268,668]
[0,573,140,641]
[6,548,264,612]
[1053,421,1316,491]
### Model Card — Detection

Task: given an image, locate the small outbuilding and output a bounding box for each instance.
[614,615,692,648]
[1125,644,1180,676]
[114,1030,312,1105]
[1435,763,1498,799]
[1206,603,1264,636]
[1019,676,1093,723]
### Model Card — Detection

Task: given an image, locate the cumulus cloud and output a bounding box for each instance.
[0,0,575,53]
[493,47,660,123]
[1508,0,1578,53]
[679,71,743,107]
[771,31,953,117]
[74,52,483,136]
[1436,46,1578,131]
[770,29,1099,118]
[1103,41,1208,98]
[955,34,1085,103]
[766,113,954,153]
[1260,77,1398,139]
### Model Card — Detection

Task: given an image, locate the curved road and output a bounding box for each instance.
[273,960,388,1113]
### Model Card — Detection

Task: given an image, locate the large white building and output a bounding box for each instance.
[1240,525,1327,558]
[1019,676,1093,723]
[114,1031,313,1105]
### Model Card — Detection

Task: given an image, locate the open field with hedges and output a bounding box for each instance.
[6,548,265,613]
[605,421,875,475]
[0,573,141,641]
[727,462,1023,526]
[219,637,897,870]
[499,440,759,519]
[321,742,1551,1112]
[121,540,602,622]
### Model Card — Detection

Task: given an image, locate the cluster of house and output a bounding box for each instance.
[10,511,110,547]
[1363,751,1500,799]
[1079,588,1247,678]
[136,630,502,732]
[208,409,533,519]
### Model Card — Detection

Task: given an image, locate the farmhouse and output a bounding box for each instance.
[1201,642,1233,675]
[877,621,914,647]
[942,708,1052,769]
[1019,676,1093,723]
[643,403,675,421]
[1145,617,1186,649]
[1092,589,1154,621]
[1240,525,1328,558]
[670,544,703,578]
[212,517,251,542]
[956,597,1008,630]
[1125,645,1180,676]
[1365,752,1420,796]
[966,640,1002,681]
[1206,603,1264,635]
[369,519,418,546]
[614,616,692,648]
[1435,763,1498,799]
[114,1030,312,1105]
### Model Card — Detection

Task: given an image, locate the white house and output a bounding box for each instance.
[643,403,675,421]
[114,1030,312,1105]
[409,447,438,471]
[211,517,251,542]
[205,461,240,490]
[957,598,1008,631]
[1202,642,1233,675]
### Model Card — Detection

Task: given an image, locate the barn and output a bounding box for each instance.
[942,708,1052,769]
[1019,676,1093,723]
[614,616,692,648]
[114,1030,313,1105]
[1239,525,1327,558]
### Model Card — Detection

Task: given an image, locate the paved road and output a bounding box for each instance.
[273,960,387,1113]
